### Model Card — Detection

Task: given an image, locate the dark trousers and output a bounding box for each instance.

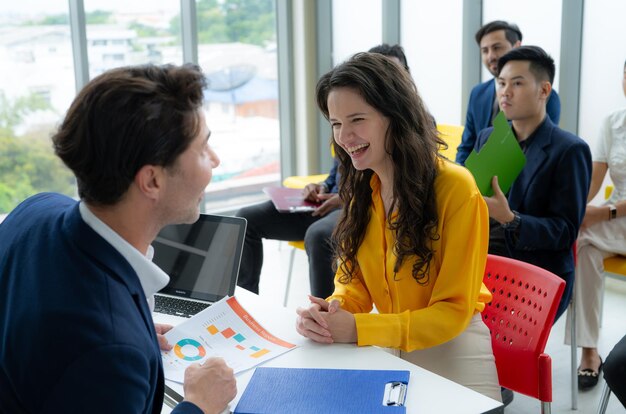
[236,200,340,297]
[605,334,626,408]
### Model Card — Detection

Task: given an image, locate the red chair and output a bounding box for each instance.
[482,254,565,413]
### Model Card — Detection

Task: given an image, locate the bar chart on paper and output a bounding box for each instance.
[162,296,297,383]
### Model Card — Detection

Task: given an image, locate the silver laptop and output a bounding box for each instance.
[152,214,247,318]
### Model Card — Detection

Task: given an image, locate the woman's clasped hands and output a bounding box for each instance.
[295,295,357,344]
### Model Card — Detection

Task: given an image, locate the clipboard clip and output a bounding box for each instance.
[383,381,407,407]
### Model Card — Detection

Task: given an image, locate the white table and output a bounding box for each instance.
[156,288,502,414]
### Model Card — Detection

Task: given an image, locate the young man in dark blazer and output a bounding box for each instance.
[456,20,561,165]
[476,46,592,321]
[0,65,236,413]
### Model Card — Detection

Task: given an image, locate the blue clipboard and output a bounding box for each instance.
[234,367,410,414]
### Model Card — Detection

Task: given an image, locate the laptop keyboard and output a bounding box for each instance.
[154,295,210,318]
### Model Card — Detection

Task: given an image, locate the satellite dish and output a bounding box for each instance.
[206,64,256,91]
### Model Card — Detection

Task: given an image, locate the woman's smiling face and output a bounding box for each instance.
[328,87,391,175]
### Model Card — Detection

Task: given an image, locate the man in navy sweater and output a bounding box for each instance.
[0,64,236,413]
[456,20,561,165]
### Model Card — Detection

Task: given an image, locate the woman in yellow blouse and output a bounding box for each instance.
[295,52,501,401]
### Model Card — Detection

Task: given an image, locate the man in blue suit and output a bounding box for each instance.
[456,20,561,165]
[476,46,592,321]
[0,65,236,413]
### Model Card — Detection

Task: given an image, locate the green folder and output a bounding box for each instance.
[464,112,526,197]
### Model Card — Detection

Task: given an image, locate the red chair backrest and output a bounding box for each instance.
[482,254,565,402]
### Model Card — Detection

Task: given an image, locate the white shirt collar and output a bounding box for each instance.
[78,202,169,309]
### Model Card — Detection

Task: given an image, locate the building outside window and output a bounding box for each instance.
[195,0,280,212]
[0,2,76,216]
[0,0,280,217]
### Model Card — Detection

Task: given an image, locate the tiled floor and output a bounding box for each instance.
[256,239,626,414]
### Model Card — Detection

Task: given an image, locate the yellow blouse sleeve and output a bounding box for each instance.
[327,266,374,315]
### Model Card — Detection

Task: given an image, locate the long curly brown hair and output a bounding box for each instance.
[316,52,446,285]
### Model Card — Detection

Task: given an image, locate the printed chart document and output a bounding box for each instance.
[161,296,297,383]
[464,111,526,197]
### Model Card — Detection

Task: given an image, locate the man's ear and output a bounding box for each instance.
[513,40,521,48]
[134,164,164,201]
[539,80,552,101]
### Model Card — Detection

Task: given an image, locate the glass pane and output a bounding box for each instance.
[0,1,76,216]
[332,0,382,66]
[578,0,626,151]
[482,0,562,91]
[196,0,279,212]
[401,0,463,125]
[84,0,183,78]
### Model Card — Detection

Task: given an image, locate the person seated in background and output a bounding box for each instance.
[456,20,561,166]
[565,59,626,390]
[236,157,342,297]
[604,334,626,408]
[295,52,501,401]
[236,43,412,299]
[0,64,236,413]
[476,46,592,322]
[368,43,411,71]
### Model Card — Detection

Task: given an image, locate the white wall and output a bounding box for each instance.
[401,0,463,125]
[482,0,562,92]
[332,0,382,66]
[578,0,626,152]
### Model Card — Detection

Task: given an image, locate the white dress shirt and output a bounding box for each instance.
[79,202,169,311]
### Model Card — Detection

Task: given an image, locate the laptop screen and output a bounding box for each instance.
[152,214,247,303]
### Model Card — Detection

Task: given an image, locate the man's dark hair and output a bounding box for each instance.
[475,20,522,46]
[52,64,207,206]
[368,43,410,73]
[497,45,556,84]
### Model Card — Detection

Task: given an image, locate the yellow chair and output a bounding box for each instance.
[282,173,329,189]
[603,255,626,281]
[279,174,328,307]
[436,124,464,162]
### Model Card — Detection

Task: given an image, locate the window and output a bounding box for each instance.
[103,53,125,62]
[84,0,183,79]
[0,2,76,215]
[196,0,280,212]
[30,87,52,105]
